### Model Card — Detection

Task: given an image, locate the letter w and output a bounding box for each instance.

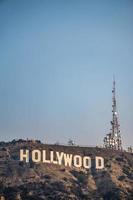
[64,154,72,167]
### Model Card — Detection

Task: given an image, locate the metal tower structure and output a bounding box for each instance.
[104,77,122,150]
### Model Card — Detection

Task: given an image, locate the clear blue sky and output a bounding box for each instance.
[0,0,133,148]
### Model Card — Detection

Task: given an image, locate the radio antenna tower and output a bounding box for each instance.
[104,77,122,150]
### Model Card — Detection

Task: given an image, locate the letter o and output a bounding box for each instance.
[83,156,91,169]
[73,155,82,168]
[32,150,41,162]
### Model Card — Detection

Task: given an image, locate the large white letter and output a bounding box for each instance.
[95,156,104,169]
[43,150,50,163]
[56,152,64,165]
[83,156,91,169]
[20,149,29,163]
[32,150,41,163]
[50,151,58,164]
[64,153,72,167]
[73,155,82,168]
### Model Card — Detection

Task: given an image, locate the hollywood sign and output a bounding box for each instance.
[20,149,104,169]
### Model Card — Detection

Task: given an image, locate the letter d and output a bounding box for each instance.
[95,156,104,169]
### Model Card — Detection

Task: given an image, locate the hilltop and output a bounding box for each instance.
[0,139,133,200]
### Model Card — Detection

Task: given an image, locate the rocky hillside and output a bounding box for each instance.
[0,140,133,200]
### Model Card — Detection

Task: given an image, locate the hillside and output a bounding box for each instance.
[0,140,133,200]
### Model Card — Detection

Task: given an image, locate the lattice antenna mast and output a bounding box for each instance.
[112,76,117,136]
[104,77,122,150]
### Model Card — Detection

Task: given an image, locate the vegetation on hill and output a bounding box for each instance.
[0,140,133,200]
